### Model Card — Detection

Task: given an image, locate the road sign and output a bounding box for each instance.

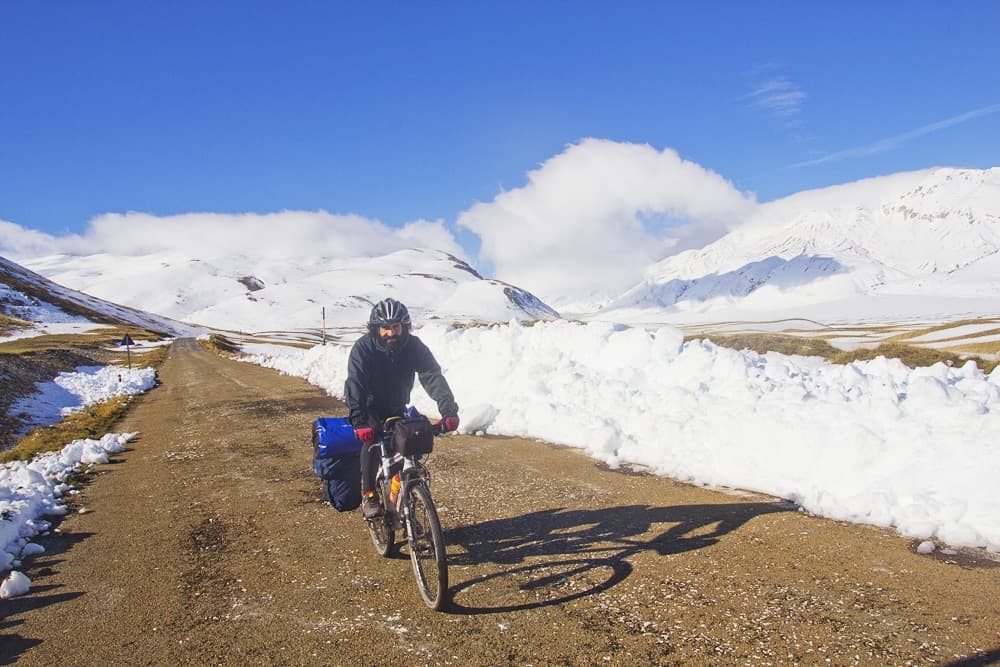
[121,334,135,368]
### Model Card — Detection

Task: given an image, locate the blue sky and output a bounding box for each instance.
[2,2,998,264]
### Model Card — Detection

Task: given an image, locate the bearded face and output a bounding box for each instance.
[378,322,404,349]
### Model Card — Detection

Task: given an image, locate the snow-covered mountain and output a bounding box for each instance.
[18,248,559,332]
[0,255,195,336]
[9,167,999,332]
[590,167,1000,323]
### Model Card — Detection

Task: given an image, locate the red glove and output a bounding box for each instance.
[441,416,460,433]
[355,427,376,444]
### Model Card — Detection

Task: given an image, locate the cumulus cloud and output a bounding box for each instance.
[3,141,758,306]
[0,220,62,258]
[1,211,467,262]
[456,139,757,303]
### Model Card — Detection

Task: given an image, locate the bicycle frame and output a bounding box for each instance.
[373,439,429,532]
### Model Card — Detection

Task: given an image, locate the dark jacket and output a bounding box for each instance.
[344,332,458,429]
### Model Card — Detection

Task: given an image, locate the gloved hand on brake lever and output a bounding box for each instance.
[441,416,460,433]
[355,427,376,444]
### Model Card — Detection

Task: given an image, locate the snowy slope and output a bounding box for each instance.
[21,248,558,331]
[590,167,1000,322]
[0,255,195,336]
[247,321,1000,552]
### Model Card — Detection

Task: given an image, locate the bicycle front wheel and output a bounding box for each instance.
[404,483,448,610]
[367,491,395,557]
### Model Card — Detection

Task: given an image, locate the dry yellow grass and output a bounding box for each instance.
[198,333,242,356]
[0,326,162,355]
[830,342,971,369]
[691,333,843,359]
[0,395,134,464]
[884,317,1000,344]
[0,313,31,337]
[694,332,997,373]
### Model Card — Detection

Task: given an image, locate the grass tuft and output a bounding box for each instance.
[199,333,242,356]
[693,334,842,359]
[0,313,31,337]
[830,342,970,369]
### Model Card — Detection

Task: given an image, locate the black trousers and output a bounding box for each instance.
[357,408,405,494]
[361,441,381,494]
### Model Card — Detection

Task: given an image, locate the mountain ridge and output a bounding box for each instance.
[587,167,1000,321]
[14,248,559,332]
[0,255,196,336]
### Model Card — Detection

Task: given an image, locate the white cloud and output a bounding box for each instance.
[456,139,757,303]
[791,102,1000,168]
[3,142,758,305]
[0,220,62,258]
[750,76,806,120]
[1,211,467,262]
[393,218,466,258]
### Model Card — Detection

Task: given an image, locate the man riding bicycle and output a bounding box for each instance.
[345,298,459,519]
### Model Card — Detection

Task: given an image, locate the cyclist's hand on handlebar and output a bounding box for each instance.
[355,427,376,444]
[441,416,459,433]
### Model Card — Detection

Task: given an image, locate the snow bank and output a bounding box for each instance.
[247,320,1000,551]
[11,365,157,437]
[0,433,138,596]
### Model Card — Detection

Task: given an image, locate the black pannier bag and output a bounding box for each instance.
[391,415,434,456]
[312,417,362,511]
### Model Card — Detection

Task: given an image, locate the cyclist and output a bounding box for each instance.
[345,298,459,518]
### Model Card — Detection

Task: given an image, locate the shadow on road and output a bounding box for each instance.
[445,501,793,615]
[943,648,1000,667]
[0,634,43,666]
[0,590,85,664]
[0,529,93,662]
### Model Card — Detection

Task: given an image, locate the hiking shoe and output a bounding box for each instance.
[361,494,383,519]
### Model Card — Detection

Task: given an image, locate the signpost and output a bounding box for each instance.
[322,307,326,345]
[121,333,135,369]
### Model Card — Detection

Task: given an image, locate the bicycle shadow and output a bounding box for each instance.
[444,501,793,614]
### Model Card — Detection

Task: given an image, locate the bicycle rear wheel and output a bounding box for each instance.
[404,483,448,610]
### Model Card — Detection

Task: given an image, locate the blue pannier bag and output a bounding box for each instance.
[313,417,362,457]
[312,417,363,511]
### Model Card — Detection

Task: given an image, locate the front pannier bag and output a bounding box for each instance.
[312,417,362,511]
[392,416,434,456]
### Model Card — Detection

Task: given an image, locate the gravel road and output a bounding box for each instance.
[2,338,998,666]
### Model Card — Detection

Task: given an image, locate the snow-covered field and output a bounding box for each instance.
[246,320,1000,553]
[0,321,115,343]
[9,365,158,442]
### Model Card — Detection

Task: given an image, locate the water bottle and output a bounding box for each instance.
[389,473,401,504]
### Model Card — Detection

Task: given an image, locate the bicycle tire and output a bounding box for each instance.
[404,483,448,610]
[367,493,395,557]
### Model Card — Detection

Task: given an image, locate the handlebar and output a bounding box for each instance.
[354,417,451,445]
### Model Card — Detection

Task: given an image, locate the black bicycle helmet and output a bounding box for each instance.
[368,298,412,333]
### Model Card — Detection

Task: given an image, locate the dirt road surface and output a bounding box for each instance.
[2,339,998,666]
